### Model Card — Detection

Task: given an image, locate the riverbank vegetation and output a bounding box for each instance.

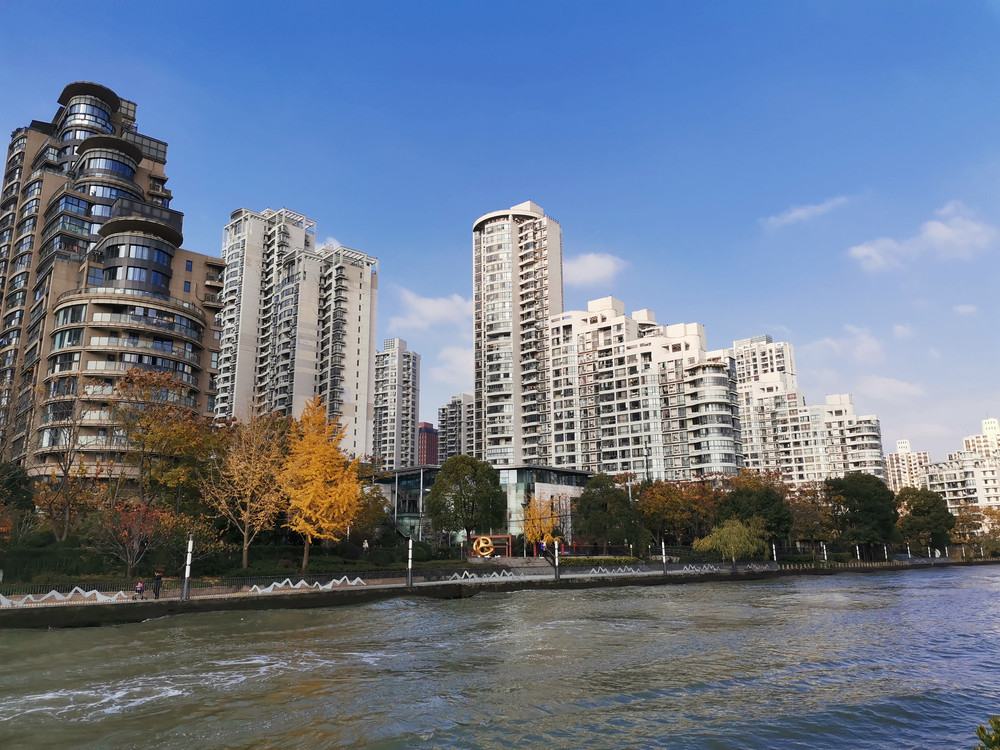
[2,369,1000,584]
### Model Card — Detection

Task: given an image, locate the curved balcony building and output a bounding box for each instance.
[0,82,221,476]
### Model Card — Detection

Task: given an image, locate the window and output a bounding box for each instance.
[183,281,191,293]
[126,267,147,282]
[185,260,193,271]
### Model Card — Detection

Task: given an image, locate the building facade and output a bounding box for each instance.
[215,208,377,457]
[0,82,222,474]
[729,335,886,486]
[544,297,743,480]
[473,201,562,467]
[438,391,474,463]
[418,422,438,466]
[963,418,1000,458]
[372,338,419,470]
[885,439,931,493]
[925,451,1000,512]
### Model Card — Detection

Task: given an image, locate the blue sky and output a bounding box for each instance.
[3,1,998,461]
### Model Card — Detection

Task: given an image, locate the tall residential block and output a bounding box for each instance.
[729,335,886,486]
[418,422,438,466]
[373,338,419,470]
[473,201,562,467]
[963,418,1000,458]
[925,451,1000,512]
[216,209,377,457]
[885,439,931,493]
[0,82,223,473]
[438,391,474,463]
[544,297,742,480]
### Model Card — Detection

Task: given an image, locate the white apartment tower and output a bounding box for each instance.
[963,418,1000,458]
[729,335,885,486]
[473,201,562,466]
[438,391,474,463]
[216,208,377,456]
[373,338,419,470]
[884,439,931,493]
[546,297,743,480]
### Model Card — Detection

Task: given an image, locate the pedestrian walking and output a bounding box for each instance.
[153,571,163,600]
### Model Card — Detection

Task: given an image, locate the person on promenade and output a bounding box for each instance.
[134,581,145,600]
[153,571,163,600]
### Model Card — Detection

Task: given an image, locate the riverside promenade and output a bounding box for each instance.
[3,555,996,630]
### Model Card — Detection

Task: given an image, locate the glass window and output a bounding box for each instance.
[126,267,148,282]
[183,281,191,293]
[185,260,193,271]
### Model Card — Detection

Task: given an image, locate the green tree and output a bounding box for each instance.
[425,455,505,554]
[279,396,361,571]
[717,471,793,539]
[574,473,644,554]
[896,487,955,550]
[692,517,768,570]
[825,473,899,545]
[0,461,32,510]
[975,715,1000,750]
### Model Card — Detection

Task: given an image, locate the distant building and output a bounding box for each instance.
[418,422,438,466]
[438,391,474,462]
[729,335,885,486]
[885,439,931,493]
[215,208,378,457]
[544,297,742,480]
[963,418,1000,458]
[373,338,419,470]
[473,201,562,466]
[925,451,1000,512]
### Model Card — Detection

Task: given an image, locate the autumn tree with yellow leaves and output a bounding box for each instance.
[279,396,360,570]
[203,412,289,568]
[523,494,560,549]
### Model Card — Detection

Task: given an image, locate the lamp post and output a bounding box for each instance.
[521,499,529,557]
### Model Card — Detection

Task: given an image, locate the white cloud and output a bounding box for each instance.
[855,375,925,402]
[321,235,343,249]
[804,325,884,365]
[563,253,628,287]
[928,348,941,359]
[429,346,473,387]
[761,195,849,229]
[388,287,473,331]
[848,201,998,272]
[953,304,977,315]
[893,324,914,339]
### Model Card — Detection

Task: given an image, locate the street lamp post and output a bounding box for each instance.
[521,499,529,557]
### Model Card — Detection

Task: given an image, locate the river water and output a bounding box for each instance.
[1,566,998,749]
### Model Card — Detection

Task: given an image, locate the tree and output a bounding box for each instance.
[692,518,768,570]
[279,396,360,570]
[975,715,1000,750]
[574,473,641,554]
[32,458,100,543]
[425,455,505,554]
[203,413,288,568]
[111,369,216,509]
[0,461,31,510]
[953,505,985,542]
[717,471,793,539]
[788,483,833,542]
[523,494,559,548]
[897,487,955,550]
[81,498,166,577]
[825,473,899,545]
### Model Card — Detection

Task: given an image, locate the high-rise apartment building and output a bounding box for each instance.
[884,439,931,493]
[372,338,419,470]
[925,451,1000,512]
[438,391,474,463]
[215,209,377,457]
[418,422,438,466]
[473,201,562,467]
[963,418,1000,458]
[544,297,742,480]
[0,82,223,474]
[729,335,885,486]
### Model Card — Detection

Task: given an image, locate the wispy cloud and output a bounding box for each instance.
[848,201,998,272]
[563,253,628,287]
[761,196,849,229]
[892,324,914,340]
[388,288,473,331]
[953,304,977,315]
[804,325,884,365]
[429,346,473,387]
[322,235,343,248]
[855,375,925,402]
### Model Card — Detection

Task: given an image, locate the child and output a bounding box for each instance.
[135,580,145,600]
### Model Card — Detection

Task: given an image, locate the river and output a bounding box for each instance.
[1,565,998,749]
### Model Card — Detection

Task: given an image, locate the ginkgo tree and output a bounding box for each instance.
[203,412,289,568]
[523,494,560,551]
[279,396,361,570]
